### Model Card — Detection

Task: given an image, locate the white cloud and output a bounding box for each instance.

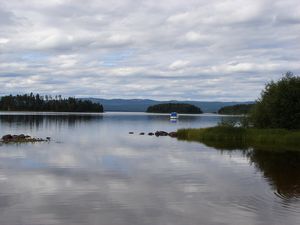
[169,60,190,70]
[0,0,299,101]
[0,38,10,44]
[167,12,191,23]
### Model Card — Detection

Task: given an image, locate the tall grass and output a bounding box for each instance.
[177,127,300,151]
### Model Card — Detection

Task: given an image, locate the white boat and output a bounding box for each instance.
[170,112,178,119]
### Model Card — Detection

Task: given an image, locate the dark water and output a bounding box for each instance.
[0,112,299,225]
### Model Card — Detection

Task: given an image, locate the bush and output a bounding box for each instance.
[250,72,300,129]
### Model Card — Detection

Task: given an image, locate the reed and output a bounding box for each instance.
[177,127,300,151]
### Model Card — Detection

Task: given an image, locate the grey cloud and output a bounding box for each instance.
[0,7,17,26]
[0,0,299,101]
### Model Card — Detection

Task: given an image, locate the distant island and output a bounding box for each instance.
[0,93,103,112]
[146,103,203,114]
[218,104,255,115]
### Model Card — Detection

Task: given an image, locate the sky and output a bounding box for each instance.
[0,0,299,101]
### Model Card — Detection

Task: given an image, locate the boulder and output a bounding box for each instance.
[168,132,178,138]
[2,134,13,141]
[19,134,25,139]
[155,131,169,137]
[0,134,48,143]
[148,132,154,136]
[139,132,145,135]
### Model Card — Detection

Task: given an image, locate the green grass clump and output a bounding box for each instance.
[177,127,300,152]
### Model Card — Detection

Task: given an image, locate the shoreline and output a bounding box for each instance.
[176,126,300,152]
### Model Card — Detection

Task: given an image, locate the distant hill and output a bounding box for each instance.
[82,98,254,113]
[146,103,203,114]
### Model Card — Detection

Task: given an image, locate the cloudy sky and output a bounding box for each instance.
[0,0,299,101]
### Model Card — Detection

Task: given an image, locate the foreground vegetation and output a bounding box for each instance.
[146,103,203,114]
[218,104,254,115]
[177,127,300,151]
[0,93,103,112]
[251,72,300,129]
[177,72,300,151]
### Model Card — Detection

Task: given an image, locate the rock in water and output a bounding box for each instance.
[155,131,169,137]
[1,134,49,143]
[2,134,13,141]
[168,132,178,138]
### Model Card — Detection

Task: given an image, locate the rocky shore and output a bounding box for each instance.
[0,134,50,144]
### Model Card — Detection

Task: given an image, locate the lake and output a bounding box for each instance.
[0,112,299,225]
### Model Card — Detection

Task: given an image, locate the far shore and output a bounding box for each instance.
[0,111,242,117]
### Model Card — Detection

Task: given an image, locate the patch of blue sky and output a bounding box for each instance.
[20,52,50,62]
[101,49,134,67]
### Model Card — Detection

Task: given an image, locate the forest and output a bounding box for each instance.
[146,103,203,114]
[218,104,254,115]
[0,93,103,112]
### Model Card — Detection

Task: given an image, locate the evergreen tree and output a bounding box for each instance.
[0,94,104,113]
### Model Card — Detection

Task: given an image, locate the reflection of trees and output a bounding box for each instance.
[187,137,300,198]
[0,114,103,129]
[248,149,300,199]
[192,139,249,150]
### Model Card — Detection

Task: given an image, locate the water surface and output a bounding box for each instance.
[0,112,299,225]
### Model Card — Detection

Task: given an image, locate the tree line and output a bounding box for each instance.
[0,93,103,112]
[218,104,255,115]
[146,103,203,114]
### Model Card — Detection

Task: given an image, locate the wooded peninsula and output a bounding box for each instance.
[0,93,103,112]
[177,72,300,151]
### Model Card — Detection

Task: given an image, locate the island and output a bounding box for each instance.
[146,103,203,114]
[0,93,103,112]
[218,104,254,115]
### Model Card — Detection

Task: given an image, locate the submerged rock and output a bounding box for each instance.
[139,132,145,135]
[129,132,134,134]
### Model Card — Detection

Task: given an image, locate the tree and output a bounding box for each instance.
[251,72,300,129]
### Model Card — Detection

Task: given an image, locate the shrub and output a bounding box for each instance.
[250,72,300,129]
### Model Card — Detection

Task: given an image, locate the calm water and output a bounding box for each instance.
[0,112,299,225]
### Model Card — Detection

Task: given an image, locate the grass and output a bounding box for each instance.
[177,126,300,152]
